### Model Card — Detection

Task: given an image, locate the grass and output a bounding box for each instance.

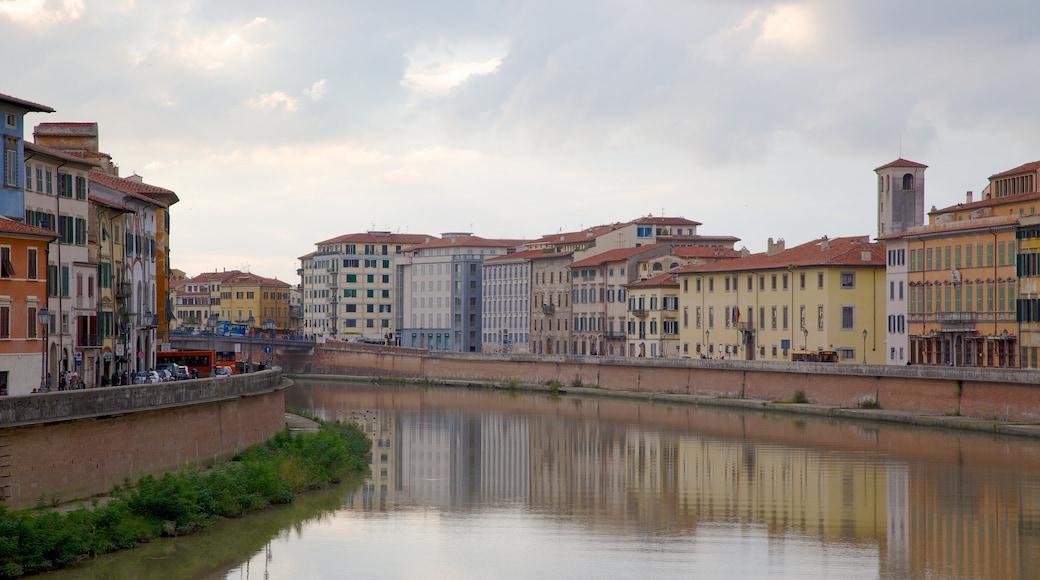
[0,418,370,578]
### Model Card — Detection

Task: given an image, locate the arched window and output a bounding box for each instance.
[902,173,914,191]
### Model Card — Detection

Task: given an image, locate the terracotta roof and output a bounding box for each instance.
[672,245,741,259]
[989,160,1040,180]
[675,236,883,273]
[529,224,627,245]
[89,196,134,212]
[630,215,702,227]
[626,272,679,288]
[569,244,669,268]
[930,191,1040,215]
[24,142,102,167]
[528,250,574,261]
[316,232,434,246]
[0,93,54,113]
[89,170,174,207]
[484,248,554,263]
[880,214,1020,240]
[297,251,317,260]
[224,271,291,287]
[874,158,928,171]
[0,217,58,239]
[410,235,526,251]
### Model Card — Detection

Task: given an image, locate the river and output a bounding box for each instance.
[45,378,1040,579]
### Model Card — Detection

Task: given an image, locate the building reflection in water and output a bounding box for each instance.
[292,381,1040,579]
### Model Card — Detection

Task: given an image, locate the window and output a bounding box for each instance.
[840,272,855,288]
[0,303,8,338]
[0,246,12,278]
[841,306,854,329]
[27,248,37,279]
[3,137,17,187]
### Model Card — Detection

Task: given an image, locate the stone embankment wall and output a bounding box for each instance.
[281,344,1040,423]
[0,370,287,510]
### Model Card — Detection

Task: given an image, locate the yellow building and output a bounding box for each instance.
[214,271,292,329]
[625,272,681,358]
[88,196,131,382]
[675,236,886,363]
[883,160,1040,367]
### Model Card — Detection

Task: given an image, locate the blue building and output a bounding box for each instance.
[0,93,54,220]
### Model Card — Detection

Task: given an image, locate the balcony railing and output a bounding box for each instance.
[604,331,626,340]
[631,308,648,318]
[77,334,102,348]
[115,282,132,297]
[542,304,555,315]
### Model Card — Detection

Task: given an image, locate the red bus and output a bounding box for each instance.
[156,350,236,377]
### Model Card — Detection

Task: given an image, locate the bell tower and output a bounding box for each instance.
[875,158,927,237]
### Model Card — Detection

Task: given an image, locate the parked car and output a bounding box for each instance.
[144,371,162,384]
[176,365,191,380]
[156,362,178,378]
[158,369,174,382]
[214,366,232,378]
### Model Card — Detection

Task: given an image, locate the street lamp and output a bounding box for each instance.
[207,313,220,377]
[262,319,275,368]
[247,315,255,372]
[802,327,808,351]
[705,329,710,358]
[862,329,868,364]
[38,307,49,392]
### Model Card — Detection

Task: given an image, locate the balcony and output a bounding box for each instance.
[631,308,648,318]
[542,304,555,315]
[115,282,132,298]
[604,331,626,341]
[77,334,102,348]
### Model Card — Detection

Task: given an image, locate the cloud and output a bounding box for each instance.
[129,15,271,70]
[402,41,505,95]
[0,0,84,29]
[303,79,327,101]
[248,91,299,113]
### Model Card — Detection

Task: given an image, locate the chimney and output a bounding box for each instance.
[766,238,786,256]
[966,191,973,203]
[820,235,829,251]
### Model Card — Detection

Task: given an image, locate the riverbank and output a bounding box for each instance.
[291,373,1040,440]
[0,415,370,578]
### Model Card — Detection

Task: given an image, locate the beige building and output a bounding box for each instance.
[625,272,680,358]
[676,236,887,363]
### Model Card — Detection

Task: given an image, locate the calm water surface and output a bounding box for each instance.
[47,378,1040,579]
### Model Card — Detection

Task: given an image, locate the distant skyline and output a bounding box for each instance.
[6,0,1040,283]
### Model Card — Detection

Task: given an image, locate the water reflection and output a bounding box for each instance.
[42,379,1040,579]
[290,379,1040,580]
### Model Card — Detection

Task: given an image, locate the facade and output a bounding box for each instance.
[625,272,680,358]
[1018,215,1040,368]
[399,234,522,352]
[87,172,166,372]
[88,195,132,382]
[23,142,99,386]
[0,93,53,220]
[0,218,57,395]
[883,160,1040,367]
[676,236,887,364]
[876,158,927,238]
[298,231,431,341]
[529,251,574,355]
[481,249,537,353]
[171,271,227,330]
[569,244,675,357]
[218,271,292,329]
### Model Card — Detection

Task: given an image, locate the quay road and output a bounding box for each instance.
[168,331,318,360]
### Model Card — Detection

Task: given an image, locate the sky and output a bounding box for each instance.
[5,0,1040,284]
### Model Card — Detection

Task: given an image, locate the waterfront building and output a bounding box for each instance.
[0,218,58,395]
[88,195,132,382]
[675,236,886,363]
[0,93,53,220]
[883,160,1040,367]
[399,234,524,352]
[213,270,292,330]
[530,251,574,355]
[87,172,167,372]
[23,142,98,386]
[298,231,431,341]
[569,244,676,357]
[625,271,680,358]
[170,270,227,331]
[874,158,928,365]
[481,249,538,353]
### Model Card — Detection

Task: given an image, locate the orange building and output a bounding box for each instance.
[0,218,58,395]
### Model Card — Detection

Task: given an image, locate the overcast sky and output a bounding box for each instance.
[6,0,1040,283]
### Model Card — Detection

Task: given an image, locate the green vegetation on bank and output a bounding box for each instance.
[0,419,371,578]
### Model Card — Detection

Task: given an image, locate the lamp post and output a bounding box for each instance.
[802,327,808,351]
[862,329,868,364]
[705,329,710,358]
[38,307,49,392]
[262,319,275,368]
[247,315,255,372]
[207,313,219,377]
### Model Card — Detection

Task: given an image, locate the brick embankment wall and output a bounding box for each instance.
[0,370,288,510]
[279,344,1040,423]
